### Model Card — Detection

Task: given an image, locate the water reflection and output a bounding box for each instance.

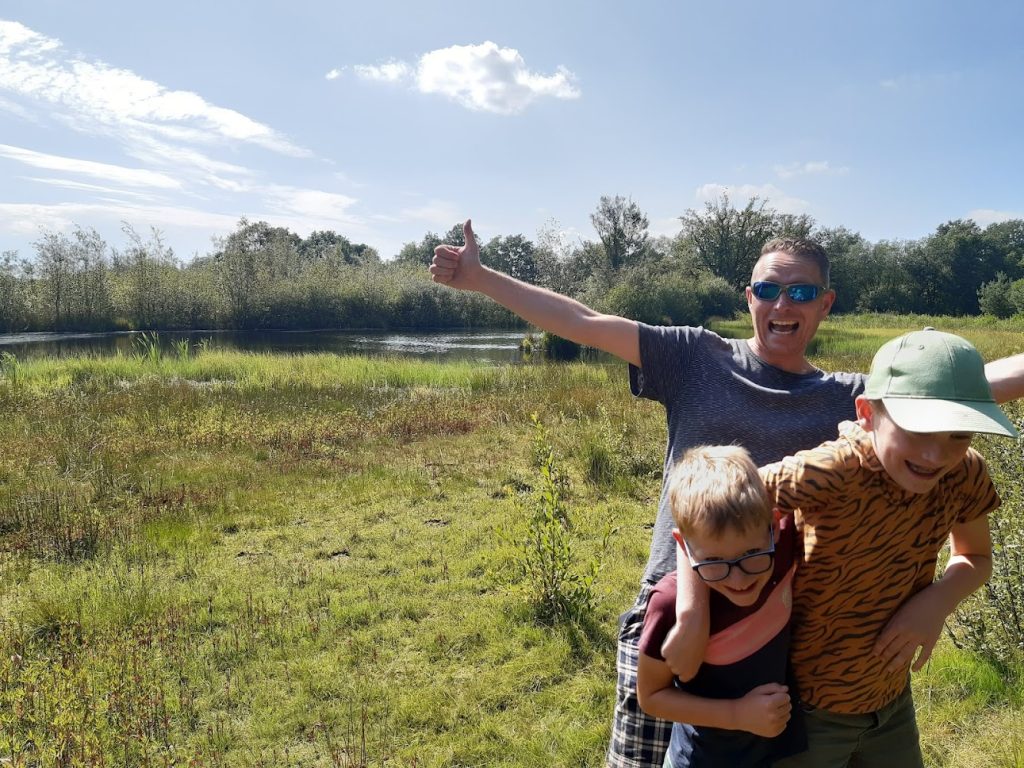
[0,329,551,364]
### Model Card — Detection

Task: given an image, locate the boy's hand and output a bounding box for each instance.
[873,587,947,672]
[732,683,791,737]
[430,219,483,291]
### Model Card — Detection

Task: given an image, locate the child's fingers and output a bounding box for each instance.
[873,625,907,660]
[911,639,937,672]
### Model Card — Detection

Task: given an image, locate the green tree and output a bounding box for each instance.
[590,195,650,271]
[679,194,806,289]
[918,220,997,315]
[982,219,1024,280]
[814,226,872,314]
[113,224,180,329]
[0,250,30,331]
[482,234,538,284]
[395,224,469,266]
[978,273,1016,318]
[300,230,378,267]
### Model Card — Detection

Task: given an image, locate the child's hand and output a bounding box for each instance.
[873,587,947,673]
[733,683,791,737]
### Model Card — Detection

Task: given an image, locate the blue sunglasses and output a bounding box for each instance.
[750,281,825,303]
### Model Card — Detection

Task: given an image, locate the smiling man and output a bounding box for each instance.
[429,223,1024,768]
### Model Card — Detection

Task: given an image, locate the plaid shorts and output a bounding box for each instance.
[606,583,674,768]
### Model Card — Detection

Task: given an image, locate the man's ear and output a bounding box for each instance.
[672,528,685,548]
[819,288,837,318]
[855,396,875,431]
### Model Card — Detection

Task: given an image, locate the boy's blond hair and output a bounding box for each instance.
[667,445,772,537]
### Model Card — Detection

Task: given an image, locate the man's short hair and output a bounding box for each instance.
[667,445,772,538]
[759,237,831,288]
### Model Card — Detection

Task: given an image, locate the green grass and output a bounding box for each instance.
[0,324,1023,766]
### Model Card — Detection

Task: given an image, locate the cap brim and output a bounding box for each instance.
[883,397,1019,438]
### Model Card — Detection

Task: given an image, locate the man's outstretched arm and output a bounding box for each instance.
[986,353,1024,405]
[430,220,641,367]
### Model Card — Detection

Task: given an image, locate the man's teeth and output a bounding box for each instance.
[770,321,798,333]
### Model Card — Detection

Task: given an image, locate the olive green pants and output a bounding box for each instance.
[773,685,923,768]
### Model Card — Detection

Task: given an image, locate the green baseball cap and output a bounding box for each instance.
[864,328,1018,437]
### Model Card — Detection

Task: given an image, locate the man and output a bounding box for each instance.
[430,220,1024,768]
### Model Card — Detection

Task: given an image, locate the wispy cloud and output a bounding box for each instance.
[344,41,580,115]
[774,160,849,180]
[353,60,412,83]
[0,20,310,157]
[23,177,164,200]
[325,68,342,81]
[0,143,181,189]
[0,201,240,239]
[967,208,1024,226]
[696,183,810,215]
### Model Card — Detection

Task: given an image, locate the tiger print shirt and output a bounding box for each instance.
[760,421,999,714]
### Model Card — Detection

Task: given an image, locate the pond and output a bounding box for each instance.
[0,329,562,364]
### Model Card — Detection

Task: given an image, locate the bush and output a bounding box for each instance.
[540,332,581,361]
[516,415,612,624]
[978,274,1016,319]
[947,415,1024,668]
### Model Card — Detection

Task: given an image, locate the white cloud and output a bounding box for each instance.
[774,160,849,179]
[354,60,412,83]
[349,41,580,114]
[695,183,810,215]
[263,185,359,221]
[0,20,310,157]
[0,143,181,189]
[325,68,342,80]
[967,208,1024,226]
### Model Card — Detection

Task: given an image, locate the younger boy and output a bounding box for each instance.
[636,444,803,768]
[643,329,1019,767]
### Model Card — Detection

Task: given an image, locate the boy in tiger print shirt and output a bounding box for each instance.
[763,329,1018,767]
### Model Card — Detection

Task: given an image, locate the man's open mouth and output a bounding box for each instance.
[769,321,799,334]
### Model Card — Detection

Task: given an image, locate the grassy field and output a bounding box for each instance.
[1,316,1023,767]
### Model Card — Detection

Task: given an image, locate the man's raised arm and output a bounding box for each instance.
[430,220,641,367]
[986,353,1024,405]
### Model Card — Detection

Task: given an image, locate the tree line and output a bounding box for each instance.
[2,196,1023,334]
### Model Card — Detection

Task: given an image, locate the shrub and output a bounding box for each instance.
[517,415,612,624]
[947,418,1024,668]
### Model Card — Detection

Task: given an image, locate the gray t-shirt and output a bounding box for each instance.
[631,323,865,584]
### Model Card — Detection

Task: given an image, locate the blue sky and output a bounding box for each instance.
[1,1,1022,262]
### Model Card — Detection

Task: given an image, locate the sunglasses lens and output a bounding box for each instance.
[752,282,782,300]
[787,284,819,302]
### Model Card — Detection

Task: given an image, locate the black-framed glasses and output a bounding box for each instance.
[750,281,825,303]
[681,527,775,583]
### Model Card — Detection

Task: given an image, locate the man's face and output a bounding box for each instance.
[745,252,835,373]
[674,524,776,607]
[856,398,974,494]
